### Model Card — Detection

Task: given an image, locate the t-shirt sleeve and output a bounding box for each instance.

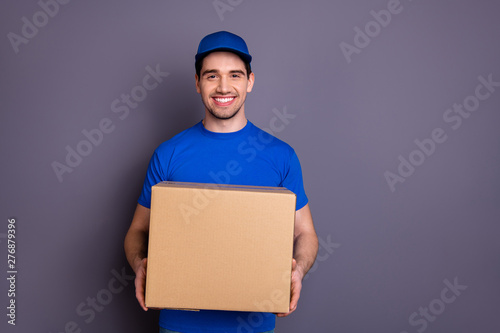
[282,150,308,211]
[137,150,167,208]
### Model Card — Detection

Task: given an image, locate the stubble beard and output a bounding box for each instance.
[205,96,245,120]
[206,105,241,120]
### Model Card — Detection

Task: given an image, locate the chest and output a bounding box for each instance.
[167,145,283,187]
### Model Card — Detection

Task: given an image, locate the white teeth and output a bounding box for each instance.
[214,97,234,103]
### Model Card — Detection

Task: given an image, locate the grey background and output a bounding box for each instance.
[1,0,499,332]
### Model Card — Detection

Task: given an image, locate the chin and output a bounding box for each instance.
[208,107,241,120]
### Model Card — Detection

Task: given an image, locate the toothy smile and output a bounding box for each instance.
[213,97,235,103]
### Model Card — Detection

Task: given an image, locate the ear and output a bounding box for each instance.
[195,74,201,94]
[246,72,255,93]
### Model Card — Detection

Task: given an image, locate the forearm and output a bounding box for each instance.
[293,231,319,279]
[124,229,148,273]
[124,204,151,273]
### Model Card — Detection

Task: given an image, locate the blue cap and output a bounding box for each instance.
[195,31,252,65]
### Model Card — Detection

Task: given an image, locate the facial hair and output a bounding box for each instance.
[206,104,242,120]
[205,94,246,120]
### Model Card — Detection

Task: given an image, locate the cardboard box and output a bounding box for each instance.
[145,181,296,313]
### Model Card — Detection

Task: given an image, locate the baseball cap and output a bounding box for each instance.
[195,31,252,65]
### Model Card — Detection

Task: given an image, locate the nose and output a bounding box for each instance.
[216,76,231,94]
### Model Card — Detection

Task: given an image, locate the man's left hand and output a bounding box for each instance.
[277,258,304,317]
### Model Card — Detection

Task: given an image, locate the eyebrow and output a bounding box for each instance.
[229,70,246,76]
[202,69,218,76]
[202,69,246,76]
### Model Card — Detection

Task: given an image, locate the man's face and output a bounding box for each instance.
[196,52,254,120]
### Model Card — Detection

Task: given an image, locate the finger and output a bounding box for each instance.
[288,278,301,313]
[290,282,301,309]
[139,296,148,311]
[277,300,297,318]
[276,309,292,318]
[277,282,301,318]
[135,262,148,311]
[135,277,148,311]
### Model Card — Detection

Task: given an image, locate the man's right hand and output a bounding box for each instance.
[125,204,152,311]
[134,257,148,311]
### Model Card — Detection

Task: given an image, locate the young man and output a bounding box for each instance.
[124,31,318,333]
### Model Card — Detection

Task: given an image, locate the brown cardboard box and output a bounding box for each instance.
[145,181,296,313]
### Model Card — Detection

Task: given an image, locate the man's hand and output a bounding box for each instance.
[124,204,151,311]
[277,204,318,318]
[277,258,304,318]
[134,257,148,311]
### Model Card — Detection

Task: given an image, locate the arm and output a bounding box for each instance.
[124,203,151,311]
[277,203,318,317]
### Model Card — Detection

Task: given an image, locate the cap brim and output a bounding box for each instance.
[195,47,252,64]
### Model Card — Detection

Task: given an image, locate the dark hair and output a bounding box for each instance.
[195,53,252,80]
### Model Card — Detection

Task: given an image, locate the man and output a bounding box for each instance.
[124,31,318,333]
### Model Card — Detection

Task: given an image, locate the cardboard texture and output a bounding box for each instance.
[145,181,296,313]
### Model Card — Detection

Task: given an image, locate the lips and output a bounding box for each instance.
[212,96,235,106]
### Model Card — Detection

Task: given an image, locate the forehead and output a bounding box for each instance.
[201,51,246,71]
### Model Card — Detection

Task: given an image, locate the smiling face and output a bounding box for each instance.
[195,52,254,121]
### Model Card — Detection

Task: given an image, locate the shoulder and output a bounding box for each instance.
[154,121,202,155]
[249,121,296,157]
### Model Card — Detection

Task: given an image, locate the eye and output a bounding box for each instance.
[231,74,241,78]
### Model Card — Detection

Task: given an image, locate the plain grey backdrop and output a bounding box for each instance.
[1,0,499,332]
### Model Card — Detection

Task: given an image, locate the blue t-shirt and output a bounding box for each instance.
[138,120,308,333]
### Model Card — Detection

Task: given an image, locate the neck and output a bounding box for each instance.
[202,110,247,133]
